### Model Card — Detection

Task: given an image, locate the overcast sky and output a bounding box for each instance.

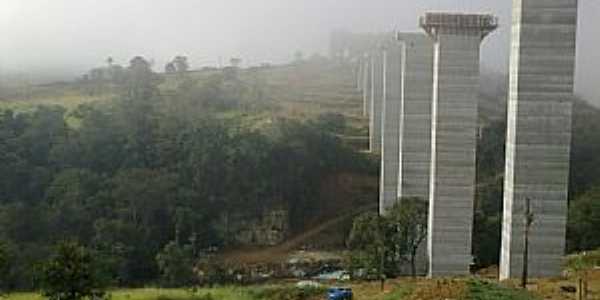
[1,0,598,103]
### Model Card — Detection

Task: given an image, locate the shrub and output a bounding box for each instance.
[248,286,325,300]
[38,241,109,300]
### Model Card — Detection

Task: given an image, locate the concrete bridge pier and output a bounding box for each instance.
[379,40,403,215]
[500,0,578,280]
[356,57,364,92]
[362,54,371,117]
[369,49,385,153]
[396,33,434,203]
[420,12,498,277]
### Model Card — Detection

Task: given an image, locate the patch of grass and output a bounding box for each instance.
[2,293,43,300]
[381,282,413,300]
[3,286,325,300]
[0,92,111,113]
[348,279,417,300]
[408,279,468,300]
[467,280,538,300]
[246,285,325,300]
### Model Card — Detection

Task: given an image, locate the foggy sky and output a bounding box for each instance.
[1,0,598,103]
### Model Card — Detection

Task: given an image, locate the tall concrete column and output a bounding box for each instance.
[397,33,435,276]
[356,57,364,91]
[500,0,578,280]
[362,55,371,117]
[397,33,434,202]
[369,50,385,153]
[420,13,497,277]
[380,40,403,215]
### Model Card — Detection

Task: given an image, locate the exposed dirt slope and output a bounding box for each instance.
[221,203,376,265]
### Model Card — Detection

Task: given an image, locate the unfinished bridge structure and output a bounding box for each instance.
[500,0,579,280]
[343,0,577,278]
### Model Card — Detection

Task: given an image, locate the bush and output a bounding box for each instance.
[315,113,347,134]
[0,241,6,295]
[156,241,195,287]
[38,241,109,300]
[248,286,325,300]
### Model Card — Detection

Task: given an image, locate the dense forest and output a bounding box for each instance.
[0,57,374,289]
[1,56,599,291]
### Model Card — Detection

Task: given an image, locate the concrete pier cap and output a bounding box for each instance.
[419,12,498,39]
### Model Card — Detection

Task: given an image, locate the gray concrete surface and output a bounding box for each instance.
[356,56,364,92]
[369,49,385,153]
[421,12,498,277]
[500,0,578,280]
[362,55,371,117]
[380,40,403,216]
[397,33,434,202]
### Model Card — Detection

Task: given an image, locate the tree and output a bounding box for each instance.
[387,198,428,277]
[568,187,600,251]
[165,62,176,74]
[0,240,8,294]
[0,241,6,272]
[125,56,161,101]
[348,198,428,279]
[348,212,386,282]
[315,112,347,134]
[156,241,195,287]
[120,56,163,168]
[173,56,189,73]
[39,241,109,300]
[45,169,103,242]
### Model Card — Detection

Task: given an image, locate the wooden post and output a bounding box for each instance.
[583,270,588,300]
[578,278,583,300]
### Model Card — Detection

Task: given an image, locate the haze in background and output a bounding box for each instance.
[1,0,598,103]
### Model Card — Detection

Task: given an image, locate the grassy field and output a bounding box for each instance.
[0,80,113,113]
[4,286,319,300]
[2,278,544,300]
[11,274,600,300]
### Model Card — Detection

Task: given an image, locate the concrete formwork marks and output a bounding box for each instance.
[380,41,403,216]
[500,0,577,280]
[421,12,496,277]
[428,33,481,277]
[357,58,364,92]
[397,34,434,202]
[363,58,371,117]
[370,52,385,153]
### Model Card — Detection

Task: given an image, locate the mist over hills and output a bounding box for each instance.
[1,0,598,104]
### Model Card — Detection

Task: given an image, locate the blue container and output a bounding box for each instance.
[327,287,353,300]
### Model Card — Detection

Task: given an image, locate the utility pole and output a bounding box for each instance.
[522,198,534,289]
[378,215,385,292]
[379,245,385,292]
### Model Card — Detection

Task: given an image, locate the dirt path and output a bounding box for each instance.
[222,204,377,264]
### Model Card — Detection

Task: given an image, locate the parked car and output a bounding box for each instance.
[327,287,353,300]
